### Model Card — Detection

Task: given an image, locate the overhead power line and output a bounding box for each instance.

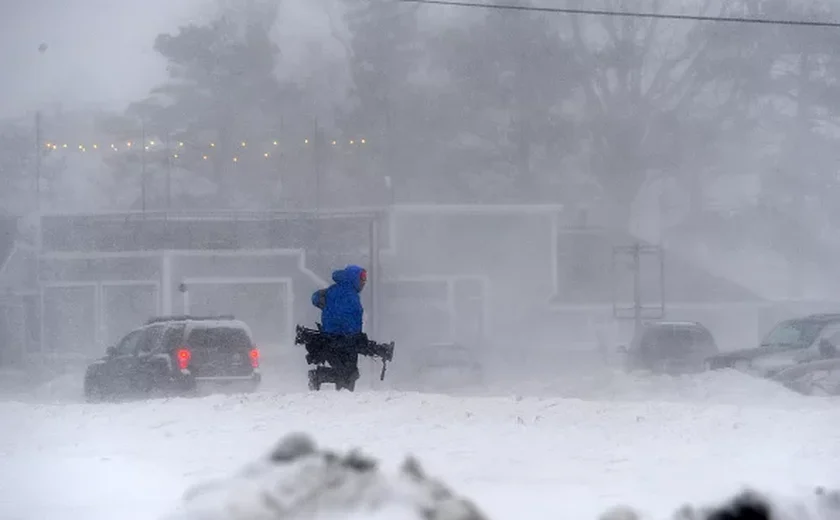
[399,0,840,28]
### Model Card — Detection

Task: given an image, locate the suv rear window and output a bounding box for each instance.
[161,324,186,351]
[186,327,252,350]
[640,326,706,352]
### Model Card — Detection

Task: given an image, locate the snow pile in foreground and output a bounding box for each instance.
[165,432,840,520]
[602,488,840,520]
[164,432,488,520]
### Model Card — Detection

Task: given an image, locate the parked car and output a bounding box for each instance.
[83,315,262,402]
[706,313,840,395]
[620,321,719,375]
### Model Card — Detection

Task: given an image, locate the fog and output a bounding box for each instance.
[7,2,840,519]
[3,0,840,394]
[0,0,338,116]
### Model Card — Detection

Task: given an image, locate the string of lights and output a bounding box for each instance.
[399,0,840,28]
[40,136,370,160]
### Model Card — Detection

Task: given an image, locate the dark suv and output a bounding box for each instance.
[621,321,719,375]
[83,315,262,402]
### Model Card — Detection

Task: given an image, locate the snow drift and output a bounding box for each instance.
[164,432,488,520]
[165,432,840,520]
[600,488,840,520]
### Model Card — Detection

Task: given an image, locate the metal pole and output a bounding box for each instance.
[141,119,147,212]
[659,247,666,318]
[182,287,190,315]
[313,119,322,211]
[611,247,618,319]
[369,215,381,339]
[34,43,47,359]
[161,253,172,316]
[34,111,42,210]
[312,119,322,272]
[34,110,43,258]
[165,132,172,211]
[633,242,641,334]
[384,176,395,207]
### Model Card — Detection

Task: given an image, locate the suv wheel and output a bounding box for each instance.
[138,373,156,394]
[84,378,104,403]
[308,370,321,391]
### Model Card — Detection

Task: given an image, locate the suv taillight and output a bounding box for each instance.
[176,348,192,370]
[249,347,260,368]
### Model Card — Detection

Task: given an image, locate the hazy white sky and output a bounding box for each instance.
[0,0,335,118]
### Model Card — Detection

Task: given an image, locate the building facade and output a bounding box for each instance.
[21,205,834,364]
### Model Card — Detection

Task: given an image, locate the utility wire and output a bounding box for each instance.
[399,0,840,28]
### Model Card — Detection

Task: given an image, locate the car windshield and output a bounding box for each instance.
[760,320,826,349]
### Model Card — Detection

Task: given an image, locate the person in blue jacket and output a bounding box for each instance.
[310,264,366,335]
[308,264,367,390]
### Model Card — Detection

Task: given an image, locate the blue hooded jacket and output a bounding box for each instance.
[311,265,366,335]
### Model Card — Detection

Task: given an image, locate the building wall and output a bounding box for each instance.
[37,207,815,361]
[37,250,327,357]
[0,218,40,364]
[33,208,564,358]
[381,208,560,348]
[39,254,161,356]
[168,250,325,351]
[40,212,382,253]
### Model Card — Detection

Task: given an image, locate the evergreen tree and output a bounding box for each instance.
[107,0,311,209]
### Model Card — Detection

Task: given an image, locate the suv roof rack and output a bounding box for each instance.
[804,313,840,321]
[145,314,236,325]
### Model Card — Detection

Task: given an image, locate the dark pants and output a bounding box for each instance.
[307,334,362,391]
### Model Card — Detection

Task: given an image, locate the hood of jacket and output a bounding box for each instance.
[332,265,366,292]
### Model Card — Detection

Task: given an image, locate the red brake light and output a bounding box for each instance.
[249,348,260,368]
[176,348,191,370]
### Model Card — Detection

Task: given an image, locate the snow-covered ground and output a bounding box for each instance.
[1,367,840,520]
